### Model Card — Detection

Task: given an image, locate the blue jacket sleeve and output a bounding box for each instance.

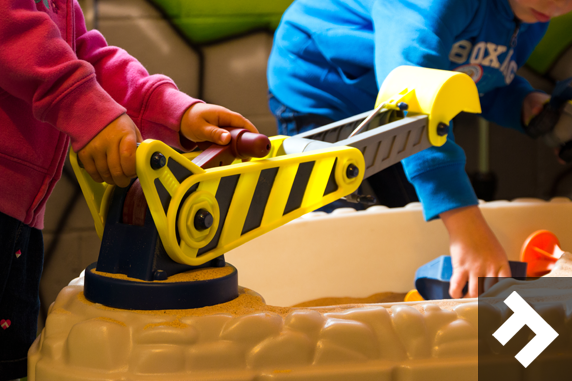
[401,128,479,220]
[371,0,479,220]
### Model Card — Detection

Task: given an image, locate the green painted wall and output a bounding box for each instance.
[527,13,572,75]
[147,0,294,44]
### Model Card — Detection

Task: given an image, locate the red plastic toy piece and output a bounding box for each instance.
[520,230,565,277]
[192,128,271,169]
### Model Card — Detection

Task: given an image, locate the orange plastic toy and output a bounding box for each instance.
[520,230,565,277]
[404,289,425,302]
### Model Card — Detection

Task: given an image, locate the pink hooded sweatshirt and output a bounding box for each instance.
[0,0,201,229]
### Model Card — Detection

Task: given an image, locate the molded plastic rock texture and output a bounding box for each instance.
[29,284,480,381]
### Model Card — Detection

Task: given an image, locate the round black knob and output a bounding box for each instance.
[397,102,409,111]
[346,164,359,179]
[150,152,166,169]
[437,122,449,136]
[194,209,214,231]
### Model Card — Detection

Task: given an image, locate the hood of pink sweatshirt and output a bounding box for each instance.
[0,0,201,229]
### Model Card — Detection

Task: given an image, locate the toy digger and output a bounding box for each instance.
[70,66,481,311]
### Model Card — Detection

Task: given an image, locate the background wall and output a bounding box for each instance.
[39,0,572,329]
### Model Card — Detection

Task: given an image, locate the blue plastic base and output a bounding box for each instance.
[84,262,239,310]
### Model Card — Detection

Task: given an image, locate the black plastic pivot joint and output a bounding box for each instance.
[397,102,409,111]
[194,209,213,230]
[150,152,167,169]
[346,164,360,179]
[437,123,449,136]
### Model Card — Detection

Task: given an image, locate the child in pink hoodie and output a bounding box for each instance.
[0,0,257,379]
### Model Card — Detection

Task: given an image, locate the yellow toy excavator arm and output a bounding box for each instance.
[136,138,364,266]
[70,66,482,268]
[375,66,482,146]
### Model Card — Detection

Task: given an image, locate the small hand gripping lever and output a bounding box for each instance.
[192,128,271,169]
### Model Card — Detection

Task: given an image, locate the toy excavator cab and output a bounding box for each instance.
[70,66,481,311]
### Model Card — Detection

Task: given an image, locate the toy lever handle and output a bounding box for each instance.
[227,127,271,159]
[193,128,271,169]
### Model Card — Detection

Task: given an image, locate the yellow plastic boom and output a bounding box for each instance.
[375,66,482,146]
[70,66,482,266]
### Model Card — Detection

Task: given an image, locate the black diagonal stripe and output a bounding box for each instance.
[168,158,194,183]
[241,167,279,235]
[154,178,171,214]
[283,161,315,215]
[197,175,240,256]
[323,158,338,196]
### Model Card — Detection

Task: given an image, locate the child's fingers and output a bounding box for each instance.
[91,151,114,185]
[195,125,231,145]
[498,263,512,278]
[467,273,479,298]
[78,152,104,183]
[449,269,468,299]
[481,264,509,295]
[119,134,138,181]
[216,109,258,133]
[107,144,131,188]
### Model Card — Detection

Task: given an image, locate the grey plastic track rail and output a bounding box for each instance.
[283,111,430,180]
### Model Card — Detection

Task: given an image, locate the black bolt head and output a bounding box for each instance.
[397,102,409,111]
[150,152,167,169]
[437,122,449,136]
[194,209,214,231]
[346,164,359,179]
[153,270,168,281]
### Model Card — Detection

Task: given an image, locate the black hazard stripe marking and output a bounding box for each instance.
[241,167,279,235]
[167,157,194,183]
[283,161,316,216]
[154,178,171,214]
[323,158,338,196]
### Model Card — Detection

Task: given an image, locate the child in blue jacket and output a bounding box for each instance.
[267,0,572,298]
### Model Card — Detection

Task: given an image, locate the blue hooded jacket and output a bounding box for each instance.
[267,0,548,220]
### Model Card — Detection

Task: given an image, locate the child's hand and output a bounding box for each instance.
[522,92,570,163]
[522,91,550,126]
[77,114,142,188]
[180,103,258,145]
[440,205,511,298]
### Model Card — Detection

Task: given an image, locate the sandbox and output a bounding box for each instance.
[28,198,572,380]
